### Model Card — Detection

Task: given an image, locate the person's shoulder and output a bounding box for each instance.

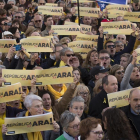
[55,134,66,140]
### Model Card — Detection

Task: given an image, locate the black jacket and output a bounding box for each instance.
[97,35,136,65]
[121,105,140,140]
[88,89,109,119]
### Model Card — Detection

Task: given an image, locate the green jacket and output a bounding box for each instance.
[56,134,67,140]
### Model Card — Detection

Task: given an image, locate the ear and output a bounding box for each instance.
[128,98,131,104]
[60,56,64,61]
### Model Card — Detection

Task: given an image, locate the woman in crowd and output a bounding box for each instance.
[93,78,102,97]
[80,117,103,140]
[56,110,80,140]
[73,68,82,84]
[102,108,136,140]
[2,94,60,140]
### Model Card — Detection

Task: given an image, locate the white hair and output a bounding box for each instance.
[7,0,15,4]
[24,94,43,109]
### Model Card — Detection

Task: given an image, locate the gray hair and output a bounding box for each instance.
[70,96,85,108]
[114,40,123,46]
[60,110,79,130]
[13,12,23,19]
[24,94,43,109]
[0,65,5,69]
[7,0,15,4]
[60,47,73,57]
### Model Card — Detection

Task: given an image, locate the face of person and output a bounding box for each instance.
[47,0,55,3]
[87,124,103,140]
[78,88,89,102]
[130,67,140,81]
[45,17,53,27]
[120,57,128,69]
[129,89,140,115]
[99,53,110,68]
[0,2,5,9]
[106,42,116,56]
[61,50,74,63]
[0,103,6,115]
[18,7,24,12]
[116,35,126,44]
[116,16,124,21]
[31,32,41,36]
[104,75,118,93]
[89,51,98,66]
[19,0,26,5]
[14,29,20,39]
[65,116,80,137]
[8,1,15,6]
[38,0,45,5]
[69,102,84,117]
[8,100,20,108]
[73,70,80,83]
[29,100,43,115]
[15,13,23,22]
[34,15,43,28]
[132,2,139,11]
[12,22,19,28]
[114,67,124,83]
[55,46,63,60]
[42,93,52,110]
[83,16,91,25]
[115,42,124,52]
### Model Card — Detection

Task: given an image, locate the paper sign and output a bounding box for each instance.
[0,82,22,103]
[5,112,54,135]
[106,4,130,11]
[75,7,100,17]
[38,6,63,15]
[68,41,94,52]
[64,21,78,25]
[71,0,92,3]
[0,39,16,52]
[51,25,81,35]
[107,87,140,108]
[80,24,92,34]
[79,52,88,59]
[2,67,73,86]
[20,38,53,52]
[101,21,135,35]
[45,3,58,6]
[135,48,140,64]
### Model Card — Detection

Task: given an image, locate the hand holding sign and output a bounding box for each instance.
[132,50,137,65]
[6,46,16,59]
[53,121,60,132]
[2,124,7,135]
[21,91,26,102]
[99,26,103,38]
[0,77,6,87]
[131,23,137,36]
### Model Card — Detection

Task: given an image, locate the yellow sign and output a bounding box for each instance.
[107,87,140,108]
[106,4,130,11]
[0,39,16,52]
[0,82,22,103]
[38,6,63,16]
[71,0,92,3]
[45,3,58,6]
[101,21,135,35]
[135,48,140,64]
[5,112,54,135]
[20,38,53,52]
[64,21,78,25]
[2,67,74,86]
[75,7,100,17]
[68,41,94,52]
[80,24,91,34]
[51,25,81,35]
[79,52,88,59]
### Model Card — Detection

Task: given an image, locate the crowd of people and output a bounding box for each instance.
[0,0,140,139]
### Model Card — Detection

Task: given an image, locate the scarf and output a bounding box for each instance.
[25,111,43,140]
[54,60,66,67]
[0,112,6,140]
[47,84,67,100]
[44,108,52,112]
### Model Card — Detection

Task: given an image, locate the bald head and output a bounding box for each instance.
[116,34,126,44]
[129,88,140,99]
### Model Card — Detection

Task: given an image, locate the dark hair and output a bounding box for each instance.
[18,4,25,9]
[44,15,52,22]
[73,68,83,83]
[99,49,110,57]
[105,41,114,49]
[0,8,6,16]
[38,89,55,106]
[74,53,83,66]
[134,79,140,88]
[12,19,22,31]
[0,18,7,25]
[54,43,62,52]
[8,27,18,34]
[102,108,136,140]
[102,75,109,85]
[80,117,102,140]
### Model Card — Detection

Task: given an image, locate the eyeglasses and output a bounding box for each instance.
[79,92,88,96]
[116,70,124,75]
[99,56,110,60]
[107,45,115,48]
[91,131,104,136]
[15,16,22,19]
[35,20,41,23]
[66,54,75,57]
[5,36,13,39]
[68,124,80,129]
[39,3,45,5]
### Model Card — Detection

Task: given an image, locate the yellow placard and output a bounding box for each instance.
[68,41,95,52]
[79,52,88,59]
[2,67,73,86]
[80,24,92,34]
[0,82,22,103]
[106,4,130,11]
[75,7,100,17]
[38,6,63,15]
[20,38,53,52]
[5,112,54,135]
[101,21,135,35]
[64,21,78,25]
[76,34,98,46]
[71,0,92,3]
[0,39,16,52]
[135,48,140,64]
[45,3,58,6]
[107,87,140,108]
[51,25,81,35]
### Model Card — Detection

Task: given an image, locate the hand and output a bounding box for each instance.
[71,7,76,15]
[0,77,6,87]
[131,23,137,36]
[31,77,36,86]
[53,121,60,132]
[7,46,16,59]
[85,32,93,35]
[49,30,54,36]
[99,26,103,38]
[2,124,7,134]
[21,91,26,101]
[98,11,103,18]
[131,50,137,65]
